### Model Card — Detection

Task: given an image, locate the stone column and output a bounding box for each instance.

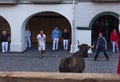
[70,0,77,53]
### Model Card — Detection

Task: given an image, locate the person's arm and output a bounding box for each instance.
[37,35,40,47]
[117,32,119,42]
[51,30,54,39]
[44,34,46,45]
[59,30,62,37]
[29,30,31,37]
[0,35,3,43]
[96,38,99,49]
[103,37,107,50]
[7,34,10,36]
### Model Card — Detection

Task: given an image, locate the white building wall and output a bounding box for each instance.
[1,2,120,53]
[76,2,120,27]
[0,4,74,52]
[75,30,91,52]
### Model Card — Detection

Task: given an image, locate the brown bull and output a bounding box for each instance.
[59,41,94,73]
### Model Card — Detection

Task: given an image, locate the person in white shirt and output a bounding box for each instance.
[25,28,31,48]
[37,30,46,58]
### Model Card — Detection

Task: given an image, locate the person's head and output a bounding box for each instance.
[64,28,67,33]
[55,27,58,30]
[40,30,44,34]
[99,32,103,37]
[2,30,6,35]
[113,29,116,33]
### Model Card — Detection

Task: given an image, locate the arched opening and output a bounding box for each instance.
[0,16,11,52]
[91,13,119,51]
[24,11,72,51]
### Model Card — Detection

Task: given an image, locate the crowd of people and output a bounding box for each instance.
[0,28,119,58]
[24,27,70,57]
[37,27,70,58]
[24,27,119,59]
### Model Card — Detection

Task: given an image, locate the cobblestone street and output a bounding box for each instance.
[0,45,119,74]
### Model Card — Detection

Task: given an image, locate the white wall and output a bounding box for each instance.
[75,2,120,27]
[0,4,74,52]
[75,30,92,53]
[1,2,120,53]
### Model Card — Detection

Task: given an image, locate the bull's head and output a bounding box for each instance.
[77,41,95,49]
[77,41,95,57]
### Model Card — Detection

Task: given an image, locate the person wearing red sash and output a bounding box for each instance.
[37,30,46,58]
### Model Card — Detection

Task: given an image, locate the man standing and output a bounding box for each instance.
[94,33,109,61]
[25,28,31,48]
[62,28,70,51]
[52,27,61,52]
[37,30,46,58]
[1,30,10,53]
[110,29,119,52]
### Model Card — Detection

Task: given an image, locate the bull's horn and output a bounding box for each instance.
[90,42,95,48]
[77,40,80,46]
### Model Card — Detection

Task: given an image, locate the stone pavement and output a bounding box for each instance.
[0,45,119,73]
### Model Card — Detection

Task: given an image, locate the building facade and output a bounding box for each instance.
[0,0,120,53]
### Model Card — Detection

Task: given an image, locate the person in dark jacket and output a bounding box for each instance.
[1,30,10,53]
[94,33,109,61]
[62,28,70,51]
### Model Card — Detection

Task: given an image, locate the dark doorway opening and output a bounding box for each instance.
[26,11,71,50]
[0,16,11,52]
[92,15,119,51]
